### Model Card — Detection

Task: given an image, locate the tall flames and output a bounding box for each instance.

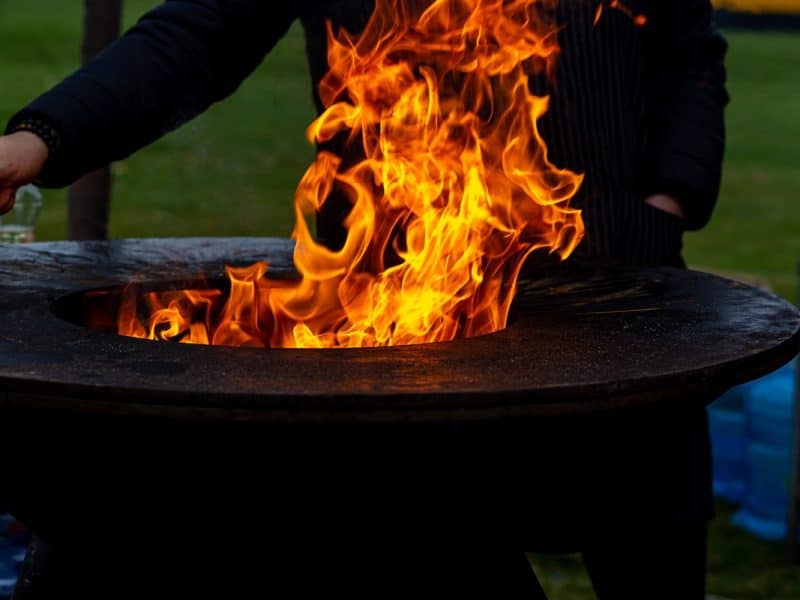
[118,0,584,348]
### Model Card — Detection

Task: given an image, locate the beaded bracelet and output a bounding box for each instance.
[10,119,62,157]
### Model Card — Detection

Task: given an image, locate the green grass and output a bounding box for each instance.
[530,501,800,599]
[682,31,800,299]
[1,4,799,598]
[0,0,315,241]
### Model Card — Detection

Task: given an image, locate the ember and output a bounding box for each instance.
[114,0,584,348]
[593,1,648,26]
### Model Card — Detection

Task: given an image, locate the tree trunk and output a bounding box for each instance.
[67,0,123,241]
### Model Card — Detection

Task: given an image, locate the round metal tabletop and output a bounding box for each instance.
[0,238,797,422]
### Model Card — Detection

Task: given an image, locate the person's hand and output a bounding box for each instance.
[644,193,686,220]
[0,132,49,214]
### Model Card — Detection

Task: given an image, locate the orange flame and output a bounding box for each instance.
[593,1,648,27]
[117,0,584,348]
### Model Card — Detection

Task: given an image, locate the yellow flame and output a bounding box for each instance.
[117,0,584,348]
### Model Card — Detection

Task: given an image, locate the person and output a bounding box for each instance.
[0,0,727,598]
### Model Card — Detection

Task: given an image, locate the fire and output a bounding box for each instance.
[118,0,584,348]
[593,1,648,27]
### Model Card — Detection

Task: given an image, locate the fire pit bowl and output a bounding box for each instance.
[0,238,798,548]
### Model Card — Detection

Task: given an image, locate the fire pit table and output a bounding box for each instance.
[0,238,797,598]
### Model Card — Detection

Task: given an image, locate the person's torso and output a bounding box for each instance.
[300,0,682,265]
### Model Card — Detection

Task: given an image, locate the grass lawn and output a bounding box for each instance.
[1,3,799,598]
[0,0,316,242]
[531,501,800,599]
[682,29,800,299]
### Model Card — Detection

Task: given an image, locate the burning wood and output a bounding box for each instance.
[116,0,584,348]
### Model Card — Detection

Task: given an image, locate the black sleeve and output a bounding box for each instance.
[5,0,304,187]
[644,0,729,231]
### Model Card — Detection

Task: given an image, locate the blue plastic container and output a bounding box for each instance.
[746,364,795,447]
[0,563,15,600]
[11,549,24,573]
[732,361,796,541]
[0,539,18,599]
[708,386,748,503]
[733,441,792,540]
[0,513,29,595]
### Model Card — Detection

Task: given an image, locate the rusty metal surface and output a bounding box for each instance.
[0,237,797,422]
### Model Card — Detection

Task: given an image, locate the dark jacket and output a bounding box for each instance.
[7,0,727,248]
